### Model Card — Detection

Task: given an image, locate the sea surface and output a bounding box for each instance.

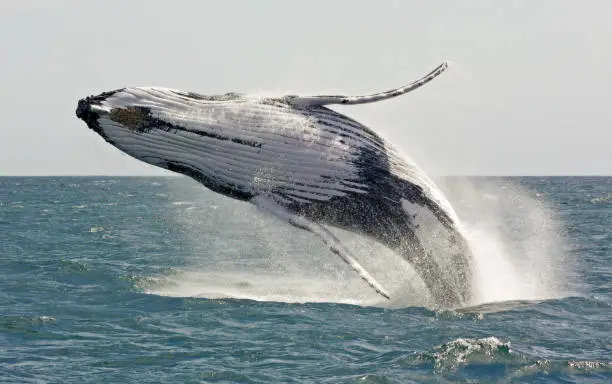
[1,176,610,383]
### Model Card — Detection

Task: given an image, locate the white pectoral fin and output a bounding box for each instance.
[286,62,448,107]
[252,196,390,300]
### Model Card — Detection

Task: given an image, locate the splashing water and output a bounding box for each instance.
[146,176,574,309]
[438,177,575,305]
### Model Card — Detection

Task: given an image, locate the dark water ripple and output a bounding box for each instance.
[1,176,610,383]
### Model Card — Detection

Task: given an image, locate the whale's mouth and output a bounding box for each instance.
[75,89,123,136]
[75,98,100,132]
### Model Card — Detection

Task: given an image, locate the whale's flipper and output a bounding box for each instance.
[252,196,390,300]
[285,62,448,107]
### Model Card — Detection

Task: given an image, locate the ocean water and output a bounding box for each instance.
[1,176,610,383]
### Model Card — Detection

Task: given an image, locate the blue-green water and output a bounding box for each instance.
[1,176,610,383]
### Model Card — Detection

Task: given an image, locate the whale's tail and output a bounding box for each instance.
[285,62,448,107]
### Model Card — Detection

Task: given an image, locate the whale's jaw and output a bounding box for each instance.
[76,89,125,143]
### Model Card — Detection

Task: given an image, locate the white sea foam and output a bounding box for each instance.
[438,177,575,305]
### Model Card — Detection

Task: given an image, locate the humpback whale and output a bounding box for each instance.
[76,62,473,307]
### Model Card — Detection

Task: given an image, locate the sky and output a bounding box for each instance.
[0,0,610,176]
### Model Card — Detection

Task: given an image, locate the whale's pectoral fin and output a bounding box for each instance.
[252,196,390,300]
[285,62,448,107]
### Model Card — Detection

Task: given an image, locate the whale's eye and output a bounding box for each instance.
[109,107,150,132]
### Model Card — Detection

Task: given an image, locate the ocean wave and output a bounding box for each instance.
[400,336,611,379]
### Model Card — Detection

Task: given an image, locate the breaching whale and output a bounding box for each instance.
[76,62,473,307]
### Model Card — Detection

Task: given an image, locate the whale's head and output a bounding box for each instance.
[77,88,160,149]
[76,87,221,168]
[76,87,249,148]
[76,87,256,199]
[78,88,179,176]
[77,87,189,144]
